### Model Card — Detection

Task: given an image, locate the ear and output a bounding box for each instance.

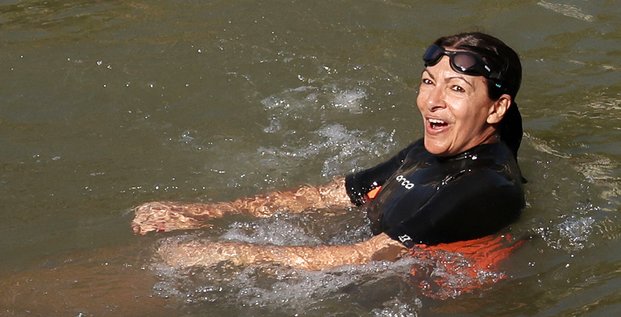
[487,94,512,125]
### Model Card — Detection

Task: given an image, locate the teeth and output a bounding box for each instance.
[429,118,445,124]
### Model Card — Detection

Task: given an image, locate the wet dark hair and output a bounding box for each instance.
[432,32,523,161]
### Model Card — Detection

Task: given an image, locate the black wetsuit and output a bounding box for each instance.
[345,139,525,248]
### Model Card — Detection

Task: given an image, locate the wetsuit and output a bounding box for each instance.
[345,139,524,248]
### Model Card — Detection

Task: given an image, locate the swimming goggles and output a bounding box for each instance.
[422,44,501,81]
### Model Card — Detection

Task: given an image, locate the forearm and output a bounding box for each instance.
[132,177,352,235]
[229,177,351,217]
[158,233,407,270]
[265,233,407,270]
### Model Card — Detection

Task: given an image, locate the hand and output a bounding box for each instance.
[131,202,209,235]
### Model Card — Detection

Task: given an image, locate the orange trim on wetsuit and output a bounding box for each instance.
[409,234,526,299]
[415,234,524,273]
[365,186,382,200]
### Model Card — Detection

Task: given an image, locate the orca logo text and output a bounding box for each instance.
[395,175,414,190]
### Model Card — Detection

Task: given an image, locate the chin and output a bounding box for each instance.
[423,139,449,156]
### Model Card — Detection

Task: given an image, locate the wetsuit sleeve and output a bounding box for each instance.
[387,169,524,247]
[345,142,418,206]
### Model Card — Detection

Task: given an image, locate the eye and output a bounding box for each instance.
[421,78,433,85]
[450,85,465,92]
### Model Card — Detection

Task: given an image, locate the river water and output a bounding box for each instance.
[1,0,619,316]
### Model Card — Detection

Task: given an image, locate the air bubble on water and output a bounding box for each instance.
[558,216,595,250]
[263,117,281,133]
[179,130,195,144]
[322,65,335,74]
[534,215,596,251]
[371,298,421,317]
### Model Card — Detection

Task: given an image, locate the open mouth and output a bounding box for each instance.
[428,118,448,130]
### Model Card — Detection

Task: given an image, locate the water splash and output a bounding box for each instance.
[332,87,366,114]
[371,298,422,317]
[534,215,595,251]
[525,134,618,251]
[147,209,518,314]
[151,252,419,315]
[220,216,323,246]
[258,123,395,178]
[150,237,512,315]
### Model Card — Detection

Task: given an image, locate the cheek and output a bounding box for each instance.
[452,102,490,133]
[415,90,427,111]
[451,95,483,118]
[450,104,470,122]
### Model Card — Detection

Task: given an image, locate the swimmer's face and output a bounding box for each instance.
[416,54,511,157]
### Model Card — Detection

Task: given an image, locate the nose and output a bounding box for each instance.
[425,85,445,112]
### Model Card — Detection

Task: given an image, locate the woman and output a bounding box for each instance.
[132,32,526,270]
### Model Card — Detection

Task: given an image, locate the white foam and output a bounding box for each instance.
[258,123,395,178]
[224,257,418,311]
[315,123,396,177]
[332,87,366,114]
[371,298,422,317]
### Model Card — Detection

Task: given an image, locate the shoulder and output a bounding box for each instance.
[447,163,525,217]
[439,143,525,208]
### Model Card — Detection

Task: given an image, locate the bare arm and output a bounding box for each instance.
[157,233,407,270]
[132,177,351,235]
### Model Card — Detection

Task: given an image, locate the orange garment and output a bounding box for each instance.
[408,234,525,299]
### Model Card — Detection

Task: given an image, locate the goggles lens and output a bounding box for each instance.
[423,44,497,80]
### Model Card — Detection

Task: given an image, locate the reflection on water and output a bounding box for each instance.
[1,0,620,316]
[537,0,595,22]
[0,245,177,316]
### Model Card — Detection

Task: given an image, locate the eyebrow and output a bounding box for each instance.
[422,69,474,88]
[446,75,474,88]
[421,69,435,82]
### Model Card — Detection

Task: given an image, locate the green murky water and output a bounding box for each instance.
[1,1,620,316]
